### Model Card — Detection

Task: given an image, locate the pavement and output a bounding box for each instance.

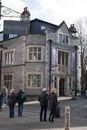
[1,96,87,130]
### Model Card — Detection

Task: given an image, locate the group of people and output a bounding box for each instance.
[0,86,57,122]
[38,87,57,122]
[0,87,27,118]
[7,88,27,118]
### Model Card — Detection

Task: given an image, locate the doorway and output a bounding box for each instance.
[59,78,65,96]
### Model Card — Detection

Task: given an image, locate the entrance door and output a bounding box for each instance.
[59,78,65,96]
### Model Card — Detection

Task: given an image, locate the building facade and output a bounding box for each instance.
[0,19,79,96]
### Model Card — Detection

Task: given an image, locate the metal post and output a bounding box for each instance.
[0,0,2,19]
[0,45,7,89]
[65,106,70,130]
[0,50,2,89]
[49,39,52,92]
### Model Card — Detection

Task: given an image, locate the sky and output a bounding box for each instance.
[0,0,87,31]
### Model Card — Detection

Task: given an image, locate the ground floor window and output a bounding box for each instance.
[3,73,13,92]
[28,74,41,88]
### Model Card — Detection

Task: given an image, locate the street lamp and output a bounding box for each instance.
[48,39,52,92]
[0,44,7,89]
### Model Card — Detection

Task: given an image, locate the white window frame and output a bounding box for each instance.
[27,45,43,62]
[26,72,42,88]
[3,73,14,91]
[59,34,68,44]
[3,49,15,65]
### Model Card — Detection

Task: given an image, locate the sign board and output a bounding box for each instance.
[4,20,30,35]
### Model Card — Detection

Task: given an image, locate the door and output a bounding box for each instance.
[59,78,65,96]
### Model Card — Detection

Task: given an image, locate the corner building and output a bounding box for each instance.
[0,19,79,97]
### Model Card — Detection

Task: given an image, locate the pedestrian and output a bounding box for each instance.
[48,87,57,122]
[16,89,27,117]
[8,88,16,118]
[0,91,3,110]
[2,86,8,105]
[38,88,48,122]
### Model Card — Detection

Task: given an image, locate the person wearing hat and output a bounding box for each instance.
[38,88,48,121]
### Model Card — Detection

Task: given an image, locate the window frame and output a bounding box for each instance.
[3,49,15,65]
[27,45,43,62]
[27,72,42,88]
[59,33,68,44]
[3,73,13,92]
[58,50,69,66]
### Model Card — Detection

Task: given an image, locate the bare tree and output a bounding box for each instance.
[74,18,87,93]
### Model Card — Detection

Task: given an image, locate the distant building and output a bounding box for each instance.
[0,18,80,97]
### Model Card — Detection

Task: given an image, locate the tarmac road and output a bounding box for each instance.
[0,96,87,130]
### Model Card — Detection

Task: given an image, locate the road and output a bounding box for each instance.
[0,96,87,130]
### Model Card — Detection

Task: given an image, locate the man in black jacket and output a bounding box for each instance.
[38,88,48,121]
[16,89,26,117]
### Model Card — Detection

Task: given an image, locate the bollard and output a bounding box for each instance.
[65,106,70,130]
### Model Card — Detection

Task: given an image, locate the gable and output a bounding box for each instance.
[57,22,69,34]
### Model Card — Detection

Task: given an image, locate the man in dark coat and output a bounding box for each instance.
[16,89,26,117]
[48,87,57,122]
[38,88,48,121]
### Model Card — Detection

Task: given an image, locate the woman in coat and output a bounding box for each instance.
[48,87,57,122]
[8,88,16,118]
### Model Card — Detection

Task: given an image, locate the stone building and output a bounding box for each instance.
[0,18,79,96]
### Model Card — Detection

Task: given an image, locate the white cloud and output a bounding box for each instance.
[35,0,87,26]
[0,0,87,31]
[2,0,26,12]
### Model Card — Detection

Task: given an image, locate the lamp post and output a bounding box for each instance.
[0,0,1,19]
[48,39,52,92]
[0,45,7,89]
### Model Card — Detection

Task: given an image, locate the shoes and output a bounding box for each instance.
[44,120,47,122]
[49,117,54,122]
[18,115,22,117]
[40,119,47,122]
[10,116,14,118]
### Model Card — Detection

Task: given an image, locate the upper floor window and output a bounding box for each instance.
[4,51,14,65]
[59,34,68,44]
[28,46,42,61]
[58,51,69,66]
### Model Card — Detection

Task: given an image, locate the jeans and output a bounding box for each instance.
[9,105,15,118]
[3,96,8,104]
[18,104,23,117]
[40,105,47,121]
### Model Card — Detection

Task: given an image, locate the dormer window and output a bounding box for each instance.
[59,34,68,44]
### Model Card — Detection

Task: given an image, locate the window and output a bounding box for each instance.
[4,51,14,65]
[58,51,69,66]
[62,52,64,65]
[59,34,68,44]
[66,53,68,66]
[28,74,41,88]
[3,74,13,91]
[9,34,18,39]
[28,46,42,61]
[58,51,61,64]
